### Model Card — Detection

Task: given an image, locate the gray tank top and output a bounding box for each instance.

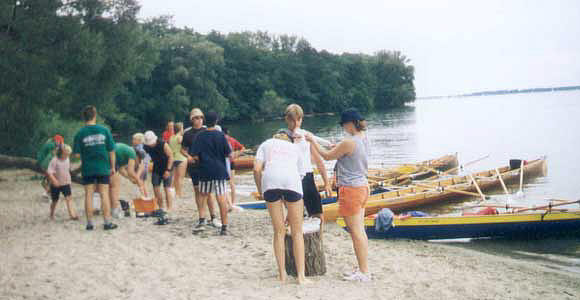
[336,135,368,187]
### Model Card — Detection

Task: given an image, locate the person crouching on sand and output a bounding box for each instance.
[132,133,150,197]
[254,129,307,284]
[306,108,371,282]
[109,142,146,218]
[46,144,78,220]
[143,131,174,222]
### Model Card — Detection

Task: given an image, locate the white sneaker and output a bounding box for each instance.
[343,271,372,282]
[112,208,123,219]
[209,218,222,228]
[342,267,359,277]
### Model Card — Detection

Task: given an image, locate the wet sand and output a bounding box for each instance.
[1,169,579,300]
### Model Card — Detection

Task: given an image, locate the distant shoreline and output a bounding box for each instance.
[419,85,580,100]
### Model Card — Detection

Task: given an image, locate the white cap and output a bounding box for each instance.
[144,130,157,146]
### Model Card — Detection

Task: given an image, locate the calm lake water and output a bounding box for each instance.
[227,90,580,274]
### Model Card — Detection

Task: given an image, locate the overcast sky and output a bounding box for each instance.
[138,0,580,97]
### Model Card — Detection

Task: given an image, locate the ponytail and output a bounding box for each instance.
[354,120,367,131]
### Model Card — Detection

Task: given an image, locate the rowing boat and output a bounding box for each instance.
[232,155,254,171]
[366,153,458,185]
[323,157,547,221]
[237,153,458,210]
[337,205,580,240]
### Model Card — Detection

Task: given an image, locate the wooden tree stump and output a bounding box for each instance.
[284,221,326,277]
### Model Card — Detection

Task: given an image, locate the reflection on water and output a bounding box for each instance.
[228,90,580,274]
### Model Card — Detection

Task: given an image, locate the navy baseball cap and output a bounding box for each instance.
[339,108,364,125]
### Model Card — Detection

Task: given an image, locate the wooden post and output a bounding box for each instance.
[284,220,326,277]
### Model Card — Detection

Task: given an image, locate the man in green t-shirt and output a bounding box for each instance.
[73,105,117,231]
[109,143,146,218]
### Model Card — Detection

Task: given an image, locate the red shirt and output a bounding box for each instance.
[162,130,173,142]
[226,135,244,151]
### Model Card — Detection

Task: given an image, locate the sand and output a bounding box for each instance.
[1,169,579,300]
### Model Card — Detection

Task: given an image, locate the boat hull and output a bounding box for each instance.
[338,211,580,240]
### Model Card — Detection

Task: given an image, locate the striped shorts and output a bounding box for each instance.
[199,180,228,196]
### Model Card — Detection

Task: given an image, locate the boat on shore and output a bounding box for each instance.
[237,153,459,210]
[323,157,548,221]
[337,199,580,240]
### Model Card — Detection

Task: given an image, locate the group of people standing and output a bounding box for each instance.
[253,104,371,283]
[39,103,372,282]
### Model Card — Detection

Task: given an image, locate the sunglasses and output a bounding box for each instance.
[191,116,203,120]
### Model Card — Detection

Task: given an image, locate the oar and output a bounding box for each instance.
[514,199,580,213]
[495,168,512,204]
[468,174,487,202]
[413,182,490,199]
[516,160,525,198]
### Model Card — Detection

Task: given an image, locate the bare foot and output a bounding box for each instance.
[70,216,79,221]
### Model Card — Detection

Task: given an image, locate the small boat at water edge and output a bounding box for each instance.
[323,157,548,221]
[237,153,458,209]
[337,200,580,240]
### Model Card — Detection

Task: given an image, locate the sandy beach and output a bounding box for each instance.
[1,168,579,300]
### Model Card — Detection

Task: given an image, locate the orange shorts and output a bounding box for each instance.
[338,186,369,217]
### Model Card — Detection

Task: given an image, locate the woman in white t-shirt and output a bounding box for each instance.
[253,129,306,284]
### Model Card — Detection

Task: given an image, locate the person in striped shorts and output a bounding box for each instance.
[190,112,233,235]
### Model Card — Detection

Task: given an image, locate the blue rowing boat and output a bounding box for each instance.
[238,196,338,210]
[337,207,580,240]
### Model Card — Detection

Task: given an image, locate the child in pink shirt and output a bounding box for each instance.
[46,145,78,220]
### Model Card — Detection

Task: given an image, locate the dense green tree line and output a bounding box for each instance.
[0,0,415,157]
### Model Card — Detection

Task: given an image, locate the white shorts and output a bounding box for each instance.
[199,180,228,196]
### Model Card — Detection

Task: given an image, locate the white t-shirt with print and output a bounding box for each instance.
[255,138,305,195]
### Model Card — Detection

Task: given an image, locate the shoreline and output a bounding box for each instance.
[1,168,579,299]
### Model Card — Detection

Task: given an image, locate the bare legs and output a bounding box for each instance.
[153,185,163,210]
[51,196,78,220]
[64,196,78,220]
[109,172,121,213]
[344,209,369,274]
[164,186,173,211]
[174,161,187,198]
[193,185,205,219]
[228,170,236,207]
[84,183,111,224]
[267,199,306,284]
[153,185,172,210]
